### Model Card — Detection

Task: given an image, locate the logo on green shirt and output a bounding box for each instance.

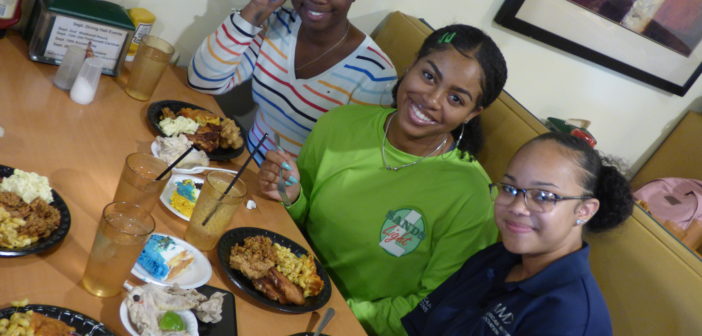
[379,208,426,257]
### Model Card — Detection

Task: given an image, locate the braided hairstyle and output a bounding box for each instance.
[527,132,634,232]
[392,24,508,158]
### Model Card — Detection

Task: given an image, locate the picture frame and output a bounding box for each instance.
[494,0,702,96]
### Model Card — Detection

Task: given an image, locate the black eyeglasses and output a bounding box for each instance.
[489,182,593,213]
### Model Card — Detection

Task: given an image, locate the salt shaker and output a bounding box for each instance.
[53,45,85,90]
[70,57,103,105]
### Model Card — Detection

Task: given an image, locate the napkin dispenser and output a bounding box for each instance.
[25,0,134,76]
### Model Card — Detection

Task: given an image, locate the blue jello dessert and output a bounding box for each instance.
[137,234,194,281]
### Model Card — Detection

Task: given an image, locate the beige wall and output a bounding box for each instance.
[27,0,700,176]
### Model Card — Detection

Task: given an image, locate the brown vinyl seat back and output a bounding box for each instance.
[630,111,702,190]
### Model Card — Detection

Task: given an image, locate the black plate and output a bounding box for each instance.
[217,227,332,314]
[0,165,71,257]
[147,100,246,161]
[0,304,115,335]
[197,285,238,336]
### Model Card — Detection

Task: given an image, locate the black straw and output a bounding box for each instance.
[201,133,268,226]
[156,145,194,181]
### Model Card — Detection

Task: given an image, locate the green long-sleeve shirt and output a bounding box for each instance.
[287,105,497,335]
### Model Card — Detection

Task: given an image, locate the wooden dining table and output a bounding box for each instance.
[0,31,367,336]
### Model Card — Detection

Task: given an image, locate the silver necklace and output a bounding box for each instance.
[381,113,448,171]
[295,22,350,71]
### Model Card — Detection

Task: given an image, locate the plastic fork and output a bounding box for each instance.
[274,134,292,206]
[313,308,335,336]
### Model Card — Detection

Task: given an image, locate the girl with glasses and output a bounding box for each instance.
[402,132,634,335]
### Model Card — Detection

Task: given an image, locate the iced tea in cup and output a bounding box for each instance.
[125,35,174,101]
[185,171,247,251]
[113,152,170,212]
[81,202,154,297]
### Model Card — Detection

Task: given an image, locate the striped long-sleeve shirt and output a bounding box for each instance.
[187,8,398,164]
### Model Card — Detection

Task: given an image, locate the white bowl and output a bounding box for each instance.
[120,298,199,336]
[131,233,212,289]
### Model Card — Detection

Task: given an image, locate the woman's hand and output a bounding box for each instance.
[241,0,285,26]
[258,149,301,204]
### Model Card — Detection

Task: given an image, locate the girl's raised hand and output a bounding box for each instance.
[258,148,301,204]
[242,0,285,26]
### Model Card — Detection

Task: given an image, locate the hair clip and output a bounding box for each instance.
[438,32,456,44]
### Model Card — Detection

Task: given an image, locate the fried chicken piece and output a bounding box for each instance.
[30,312,76,336]
[252,268,305,305]
[179,107,220,126]
[185,124,221,153]
[220,118,244,149]
[269,268,305,305]
[252,276,282,303]
[161,107,177,119]
[230,236,276,279]
[231,236,310,305]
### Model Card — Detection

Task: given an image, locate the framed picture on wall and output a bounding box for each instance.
[494,0,702,96]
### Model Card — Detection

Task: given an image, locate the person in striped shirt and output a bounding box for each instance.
[188,0,397,164]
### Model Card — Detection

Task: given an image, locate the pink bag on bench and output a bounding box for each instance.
[634,177,702,232]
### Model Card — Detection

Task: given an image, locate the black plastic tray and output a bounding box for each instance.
[216,227,331,314]
[0,304,114,335]
[0,165,71,257]
[147,100,246,161]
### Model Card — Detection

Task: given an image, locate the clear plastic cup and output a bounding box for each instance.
[125,35,175,101]
[113,152,171,212]
[185,171,247,251]
[81,201,154,297]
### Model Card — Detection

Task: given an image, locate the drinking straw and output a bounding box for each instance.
[155,145,194,180]
[201,133,268,226]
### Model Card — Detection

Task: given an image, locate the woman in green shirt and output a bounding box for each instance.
[258,24,508,336]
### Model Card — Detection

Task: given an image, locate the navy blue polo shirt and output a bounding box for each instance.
[402,242,612,336]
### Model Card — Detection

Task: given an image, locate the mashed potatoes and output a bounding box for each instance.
[0,169,53,204]
[159,116,199,136]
